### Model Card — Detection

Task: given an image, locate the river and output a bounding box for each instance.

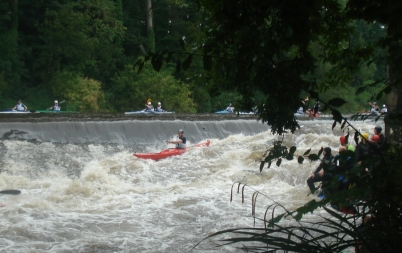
[0,114,382,252]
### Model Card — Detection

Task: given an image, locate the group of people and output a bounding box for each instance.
[10,99,61,111]
[144,101,165,112]
[306,126,386,203]
[368,101,387,115]
[296,98,320,117]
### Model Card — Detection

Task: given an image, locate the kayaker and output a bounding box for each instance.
[167,129,187,149]
[369,102,380,115]
[12,99,28,111]
[48,100,61,111]
[226,103,234,112]
[144,101,154,111]
[155,102,164,112]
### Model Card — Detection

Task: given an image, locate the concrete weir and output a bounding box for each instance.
[0,113,269,145]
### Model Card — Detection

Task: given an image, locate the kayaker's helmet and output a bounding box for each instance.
[371,135,380,142]
[340,135,347,145]
[372,102,377,105]
[361,132,369,141]
[383,104,386,108]
[158,102,161,105]
[375,126,382,134]
[178,129,184,134]
[148,102,151,105]
[55,100,58,103]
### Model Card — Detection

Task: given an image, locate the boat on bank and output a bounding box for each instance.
[134,140,210,161]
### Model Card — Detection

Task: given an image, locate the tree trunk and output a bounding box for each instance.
[146,0,155,52]
[384,42,402,145]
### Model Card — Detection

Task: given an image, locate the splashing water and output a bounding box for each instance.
[0,118,381,252]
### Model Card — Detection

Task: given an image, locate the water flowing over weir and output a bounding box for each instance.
[0,119,268,145]
[0,114,383,252]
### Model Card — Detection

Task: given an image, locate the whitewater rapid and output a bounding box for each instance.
[0,117,382,252]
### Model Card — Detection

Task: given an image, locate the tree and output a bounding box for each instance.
[146,0,155,52]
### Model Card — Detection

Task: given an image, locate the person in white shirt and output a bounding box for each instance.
[382,104,387,113]
[12,99,28,111]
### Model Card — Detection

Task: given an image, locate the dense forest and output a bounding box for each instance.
[0,0,388,113]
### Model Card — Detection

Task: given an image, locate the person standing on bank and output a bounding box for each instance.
[48,100,61,111]
[167,129,186,149]
[12,99,28,111]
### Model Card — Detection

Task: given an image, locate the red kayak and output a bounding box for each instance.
[134,140,210,161]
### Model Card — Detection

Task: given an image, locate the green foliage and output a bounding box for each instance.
[112,62,196,112]
[50,71,105,112]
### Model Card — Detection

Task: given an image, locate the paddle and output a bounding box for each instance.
[0,189,21,195]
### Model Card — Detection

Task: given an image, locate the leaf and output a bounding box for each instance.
[179,38,186,51]
[376,91,383,100]
[151,54,163,72]
[308,154,319,161]
[259,161,265,172]
[366,59,375,67]
[176,58,181,72]
[355,86,365,96]
[268,161,271,168]
[166,52,173,63]
[137,61,144,74]
[276,158,282,167]
[295,212,303,221]
[289,146,296,155]
[298,156,304,164]
[383,85,392,94]
[203,54,212,71]
[354,131,359,144]
[309,90,319,99]
[182,54,193,71]
[328,98,347,107]
[303,148,311,156]
[133,59,142,68]
[317,147,323,157]
[286,154,293,161]
[341,120,347,129]
[332,120,336,130]
[331,109,343,124]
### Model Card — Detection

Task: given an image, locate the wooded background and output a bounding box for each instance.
[0,0,389,113]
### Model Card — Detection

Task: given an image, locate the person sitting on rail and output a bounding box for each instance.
[369,102,380,115]
[144,101,154,111]
[155,102,164,112]
[226,103,234,113]
[12,99,28,111]
[48,100,61,111]
[167,129,187,149]
[381,104,387,113]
